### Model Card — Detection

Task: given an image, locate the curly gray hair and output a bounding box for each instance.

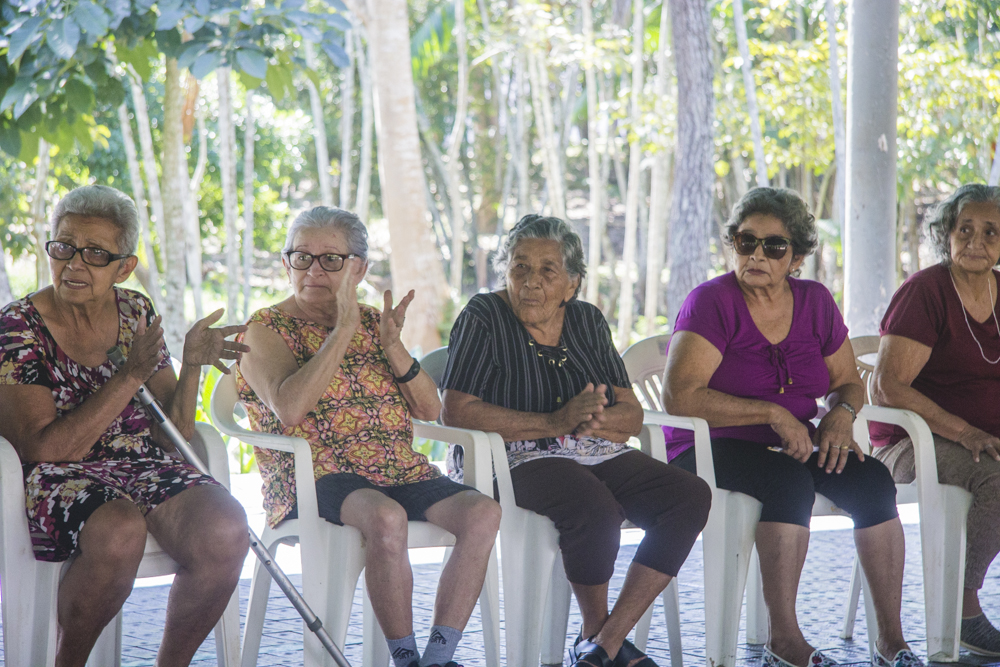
[926,184,1000,266]
[725,187,818,257]
[493,214,587,298]
[283,206,369,259]
[51,185,139,256]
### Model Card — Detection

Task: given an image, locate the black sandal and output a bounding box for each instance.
[613,639,659,667]
[568,633,584,666]
[571,639,614,667]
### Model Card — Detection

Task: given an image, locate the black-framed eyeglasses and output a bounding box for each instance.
[284,251,360,272]
[731,232,792,260]
[45,241,132,267]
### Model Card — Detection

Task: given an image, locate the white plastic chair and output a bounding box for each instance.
[210,372,500,667]
[0,424,241,667]
[423,346,683,667]
[847,336,973,662]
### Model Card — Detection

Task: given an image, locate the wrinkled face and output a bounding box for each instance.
[733,213,804,289]
[50,214,135,304]
[505,238,579,328]
[283,226,366,305]
[949,201,1000,273]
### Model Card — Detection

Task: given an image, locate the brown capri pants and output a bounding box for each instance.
[509,449,712,586]
[875,434,1000,590]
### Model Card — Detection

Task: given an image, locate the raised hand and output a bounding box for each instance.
[769,407,813,462]
[333,264,362,338]
[957,424,1000,463]
[380,289,415,352]
[123,314,165,382]
[182,308,251,374]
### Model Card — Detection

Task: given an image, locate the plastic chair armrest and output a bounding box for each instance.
[857,405,938,505]
[412,421,496,497]
[641,410,715,488]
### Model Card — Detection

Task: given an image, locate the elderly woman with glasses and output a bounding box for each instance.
[0,185,250,666]
[661,188,920,667]
[441,214,711,667]
[870,184,1000,655]
[235,206,500,667]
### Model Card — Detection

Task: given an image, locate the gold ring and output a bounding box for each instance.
[838,445,850,450]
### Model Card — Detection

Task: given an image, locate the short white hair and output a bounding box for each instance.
[282,206,368,258]
[51,185,139,255]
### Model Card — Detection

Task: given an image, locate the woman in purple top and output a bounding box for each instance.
[871,184,1000,655]
[662,188,919,667]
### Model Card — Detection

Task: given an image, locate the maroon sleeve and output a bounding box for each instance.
[879,272,944,349]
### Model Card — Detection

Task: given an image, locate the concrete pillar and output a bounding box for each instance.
[843,0,899,335]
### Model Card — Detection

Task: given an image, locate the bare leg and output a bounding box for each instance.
[571,581,610,640]
[145,485,249,667]
[964,589,985,617]
[340,489,414,639]
[854,518,909,657]
[56,499,147,667]
[591,563,672,660]
[755,521,813,667]
[423,491,501,629]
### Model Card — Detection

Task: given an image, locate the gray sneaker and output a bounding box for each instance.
[961,614,1000,657]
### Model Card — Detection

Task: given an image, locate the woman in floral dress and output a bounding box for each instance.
[0,185,250,667]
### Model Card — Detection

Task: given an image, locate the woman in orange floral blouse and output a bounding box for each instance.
[236,207,500,667]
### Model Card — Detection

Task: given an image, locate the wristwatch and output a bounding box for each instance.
[835,401,857,422]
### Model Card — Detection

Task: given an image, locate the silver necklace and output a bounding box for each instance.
[949,268,1000,365]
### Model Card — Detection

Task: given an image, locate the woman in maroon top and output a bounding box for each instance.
[872,184,1000,655]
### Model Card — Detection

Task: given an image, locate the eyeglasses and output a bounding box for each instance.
[45,241,131,267]
[731,232,792,260]
[284,251,360,272]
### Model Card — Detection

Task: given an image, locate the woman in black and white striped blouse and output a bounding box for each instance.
[440,215,711,667]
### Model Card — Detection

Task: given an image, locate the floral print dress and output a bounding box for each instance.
[0,288,217,561]
[235,304,439,528]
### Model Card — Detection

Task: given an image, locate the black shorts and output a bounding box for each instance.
[288,473,476,526]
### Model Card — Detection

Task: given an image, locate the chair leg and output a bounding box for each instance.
[541,557,573,665]
[242,544,277,667]
[364,577,391,667]
[87,610,123,667]
[480,546,502,667]
[861,565,878,658]
[304,527,367,667]
[501,514,561,667]
[663,579,684,667]
[840,554,863,640]
[921,486,972,663]
[632,599,655,652]
[215,588,242,667]
[745,548,768,645]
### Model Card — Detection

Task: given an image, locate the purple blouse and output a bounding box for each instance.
[663,272,849,460]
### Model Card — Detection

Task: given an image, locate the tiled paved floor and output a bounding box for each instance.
[6,509,1000,666]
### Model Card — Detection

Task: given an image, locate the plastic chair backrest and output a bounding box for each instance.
[622,334,670,411]
[850,335,880,404]
[421,346,450,386]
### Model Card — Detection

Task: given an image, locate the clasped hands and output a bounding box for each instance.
[770,406,864,474]
[551,383,609,438]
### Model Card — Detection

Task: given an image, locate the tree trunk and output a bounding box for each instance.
[527,51,566,220]
[645,0,673,335]
[617,0,645,348]
[843,0,898,336]
[160,58,190,354]
[243,92,257,320]
[32,139,51,289]
[305,42,335,207]
[127,68,167,267]
[665,0,715,325]
[217,67,240,324]
[733,0,768,187]
[191,105,209,188]
[446,0,470,295]
[340,33,356,210]
[515,53,532,219]
[825,0,847,239]
[583,0,604,304]
[356,30,375,222]
[117,103,161,304]
[366,0,448,353]
[183,100,205,321]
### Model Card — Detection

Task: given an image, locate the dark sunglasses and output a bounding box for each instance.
[284,251,360,272]
[45,241,131,267]
[731,232,792,260]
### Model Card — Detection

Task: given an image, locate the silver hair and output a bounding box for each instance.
[51,185,139,255]
[282,206,369,258]
[493,214,586,298]
[725,187,818,257]
[927,184,1000,266]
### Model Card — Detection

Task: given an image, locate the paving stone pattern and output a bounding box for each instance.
[3,523,1000,667]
